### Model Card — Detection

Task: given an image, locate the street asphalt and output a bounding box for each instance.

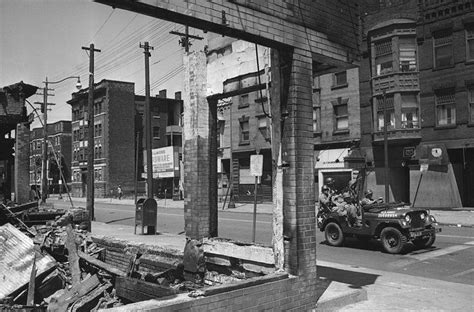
[51,195,474,311]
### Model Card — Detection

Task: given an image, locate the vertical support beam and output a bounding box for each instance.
[281,48,315,276]
[15,122,30,204]
[183,51,217,239]
[270,49,284,271]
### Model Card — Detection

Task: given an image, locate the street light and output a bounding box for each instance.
[39,76,82,204]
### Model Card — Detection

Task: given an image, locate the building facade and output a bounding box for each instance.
[313,67,361,195]
[359,0,474,208]
[29,121,72,196]
[67,79,183,199]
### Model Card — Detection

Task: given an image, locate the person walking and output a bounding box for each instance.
[117,185,123,200]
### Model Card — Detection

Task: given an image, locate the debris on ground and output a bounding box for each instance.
[0,201,277,310]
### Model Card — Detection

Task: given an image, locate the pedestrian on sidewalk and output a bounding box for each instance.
[117,185,123,200]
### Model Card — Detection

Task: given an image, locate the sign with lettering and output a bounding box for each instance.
[144,146,178,178]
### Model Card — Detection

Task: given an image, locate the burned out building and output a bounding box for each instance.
[0,82,38,204]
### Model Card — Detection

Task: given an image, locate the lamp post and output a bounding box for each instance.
[38,76,82,204]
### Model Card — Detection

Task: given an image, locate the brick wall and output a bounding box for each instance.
[183,52,217,239]
[15,122,30,204]
[107,81,136,194]
[281,48,316,277]
[96,0,358,63]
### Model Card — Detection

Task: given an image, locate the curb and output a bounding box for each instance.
[438,222,474,228]
[316,281,368,312]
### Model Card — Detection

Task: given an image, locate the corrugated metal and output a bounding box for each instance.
[0,223,56,299]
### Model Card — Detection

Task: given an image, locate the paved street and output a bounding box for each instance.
[52,198,474,288]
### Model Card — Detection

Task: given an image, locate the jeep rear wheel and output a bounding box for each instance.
[413,233,436,249]
[325,222,344,247]
[381,227,407,254]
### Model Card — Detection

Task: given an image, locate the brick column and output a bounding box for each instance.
[281,48,316,277]
[15,122,31,204]
[183,52,218,239]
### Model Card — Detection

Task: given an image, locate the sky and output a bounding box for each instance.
[0,0,206,129]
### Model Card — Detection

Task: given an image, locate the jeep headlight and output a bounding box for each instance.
[420,213,426,220]
[405,214,411,223]
[429,215,437,223]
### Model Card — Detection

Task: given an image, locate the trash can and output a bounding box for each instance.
[134,198,157,235]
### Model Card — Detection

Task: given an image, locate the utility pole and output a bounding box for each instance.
[140,41,154,198]
[170,25,203,53]
[35,78,54,204]
[383,90,389,203]
[82,43,101,222]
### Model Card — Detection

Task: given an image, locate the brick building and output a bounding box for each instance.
[416,0,474,207]
[67,79,183,198]
[29,121,72,196]
[359,0,474,208]
[0,82,38,204]
[313,67,361,194]
[207,35,272,203]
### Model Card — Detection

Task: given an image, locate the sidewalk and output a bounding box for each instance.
[53,195,474,228]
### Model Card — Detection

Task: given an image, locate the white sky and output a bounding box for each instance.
[0,0,205,129]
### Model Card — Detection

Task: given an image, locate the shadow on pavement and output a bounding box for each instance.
[317,265,380,289]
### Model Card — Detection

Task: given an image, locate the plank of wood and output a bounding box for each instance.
[115,277,176,303]
[202,238,275,265]
[78,251,126,277]
[26,253,37,305]
[47,275,100,312]
[202,272,288,297]
[70,282,112,312]
[65,224,81,286]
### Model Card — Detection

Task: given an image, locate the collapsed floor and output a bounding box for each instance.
[0,202,281,311]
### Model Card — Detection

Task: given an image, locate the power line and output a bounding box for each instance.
[91,8,115,42]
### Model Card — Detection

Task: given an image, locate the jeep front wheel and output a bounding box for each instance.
[413,233,436,249]
[381,227,407,254]
[325,222,344,247]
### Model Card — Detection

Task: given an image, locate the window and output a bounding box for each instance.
[239,117,250,143]
[401,94,420,129]
[94,124,102,137]
[435,89,456,126]
[238,94,249,109]
[333,71,347,87]
[433,31,453,68]
[332,98,349,131]
[153,126,160,139]
[467,26,474,61]
[257,116,269,140]
[375,39,393,76]
[312,88,321,133]
[399,40,417,72]
[468,86,474,124]
[376,95,395,131]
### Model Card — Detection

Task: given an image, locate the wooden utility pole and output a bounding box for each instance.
[170,26,203,53]
[35,79,54,204]
[140,41,154,198]
[82,43,101,223]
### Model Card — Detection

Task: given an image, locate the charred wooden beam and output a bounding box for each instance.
[78,251,126,277]
[115,277,176,303]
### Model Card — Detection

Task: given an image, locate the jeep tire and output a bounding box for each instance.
[413,233,436,249]
[325,222,344,247]
[381,227,407,254]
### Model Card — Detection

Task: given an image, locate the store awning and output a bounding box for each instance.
[315,148,349,169]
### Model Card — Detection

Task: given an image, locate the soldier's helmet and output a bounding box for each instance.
[365,189,373,196]
[321,185,330,192]
[325,177,335,185]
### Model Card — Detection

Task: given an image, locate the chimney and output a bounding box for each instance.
[175,91,181,100]
[158,89,167,98]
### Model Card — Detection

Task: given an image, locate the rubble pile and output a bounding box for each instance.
[1,202,278,311]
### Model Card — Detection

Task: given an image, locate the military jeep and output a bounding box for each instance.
[317,202,441,254]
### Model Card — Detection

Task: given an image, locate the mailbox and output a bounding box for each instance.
[135,198,157,235]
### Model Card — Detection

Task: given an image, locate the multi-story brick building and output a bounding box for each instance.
[417,0,474,207]
[359,0,474,208]
[29,120,72,196]
[207,35,272,203]
[67,79,183,198]
[313,67,361,194]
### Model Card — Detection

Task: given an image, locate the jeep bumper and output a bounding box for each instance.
[409,227,441,239]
